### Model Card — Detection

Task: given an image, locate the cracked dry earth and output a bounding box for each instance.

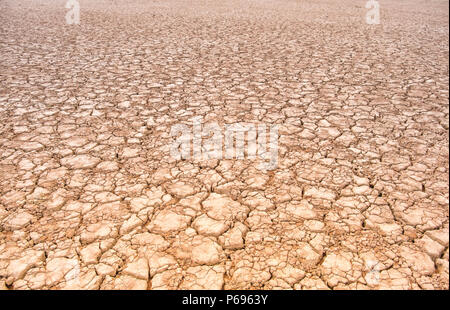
[0,0,449,290]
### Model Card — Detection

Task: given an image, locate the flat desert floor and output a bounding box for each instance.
[0,0,448,290]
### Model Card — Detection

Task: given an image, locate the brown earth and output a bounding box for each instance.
[0,0,448,289]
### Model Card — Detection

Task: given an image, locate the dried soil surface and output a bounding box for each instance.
[0,0,448,289]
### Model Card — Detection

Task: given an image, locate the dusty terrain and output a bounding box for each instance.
[0,0,448,290]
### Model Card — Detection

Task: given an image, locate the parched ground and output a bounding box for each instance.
[0,0,448,290]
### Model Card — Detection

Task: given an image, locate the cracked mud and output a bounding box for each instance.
[0,0,449,290]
